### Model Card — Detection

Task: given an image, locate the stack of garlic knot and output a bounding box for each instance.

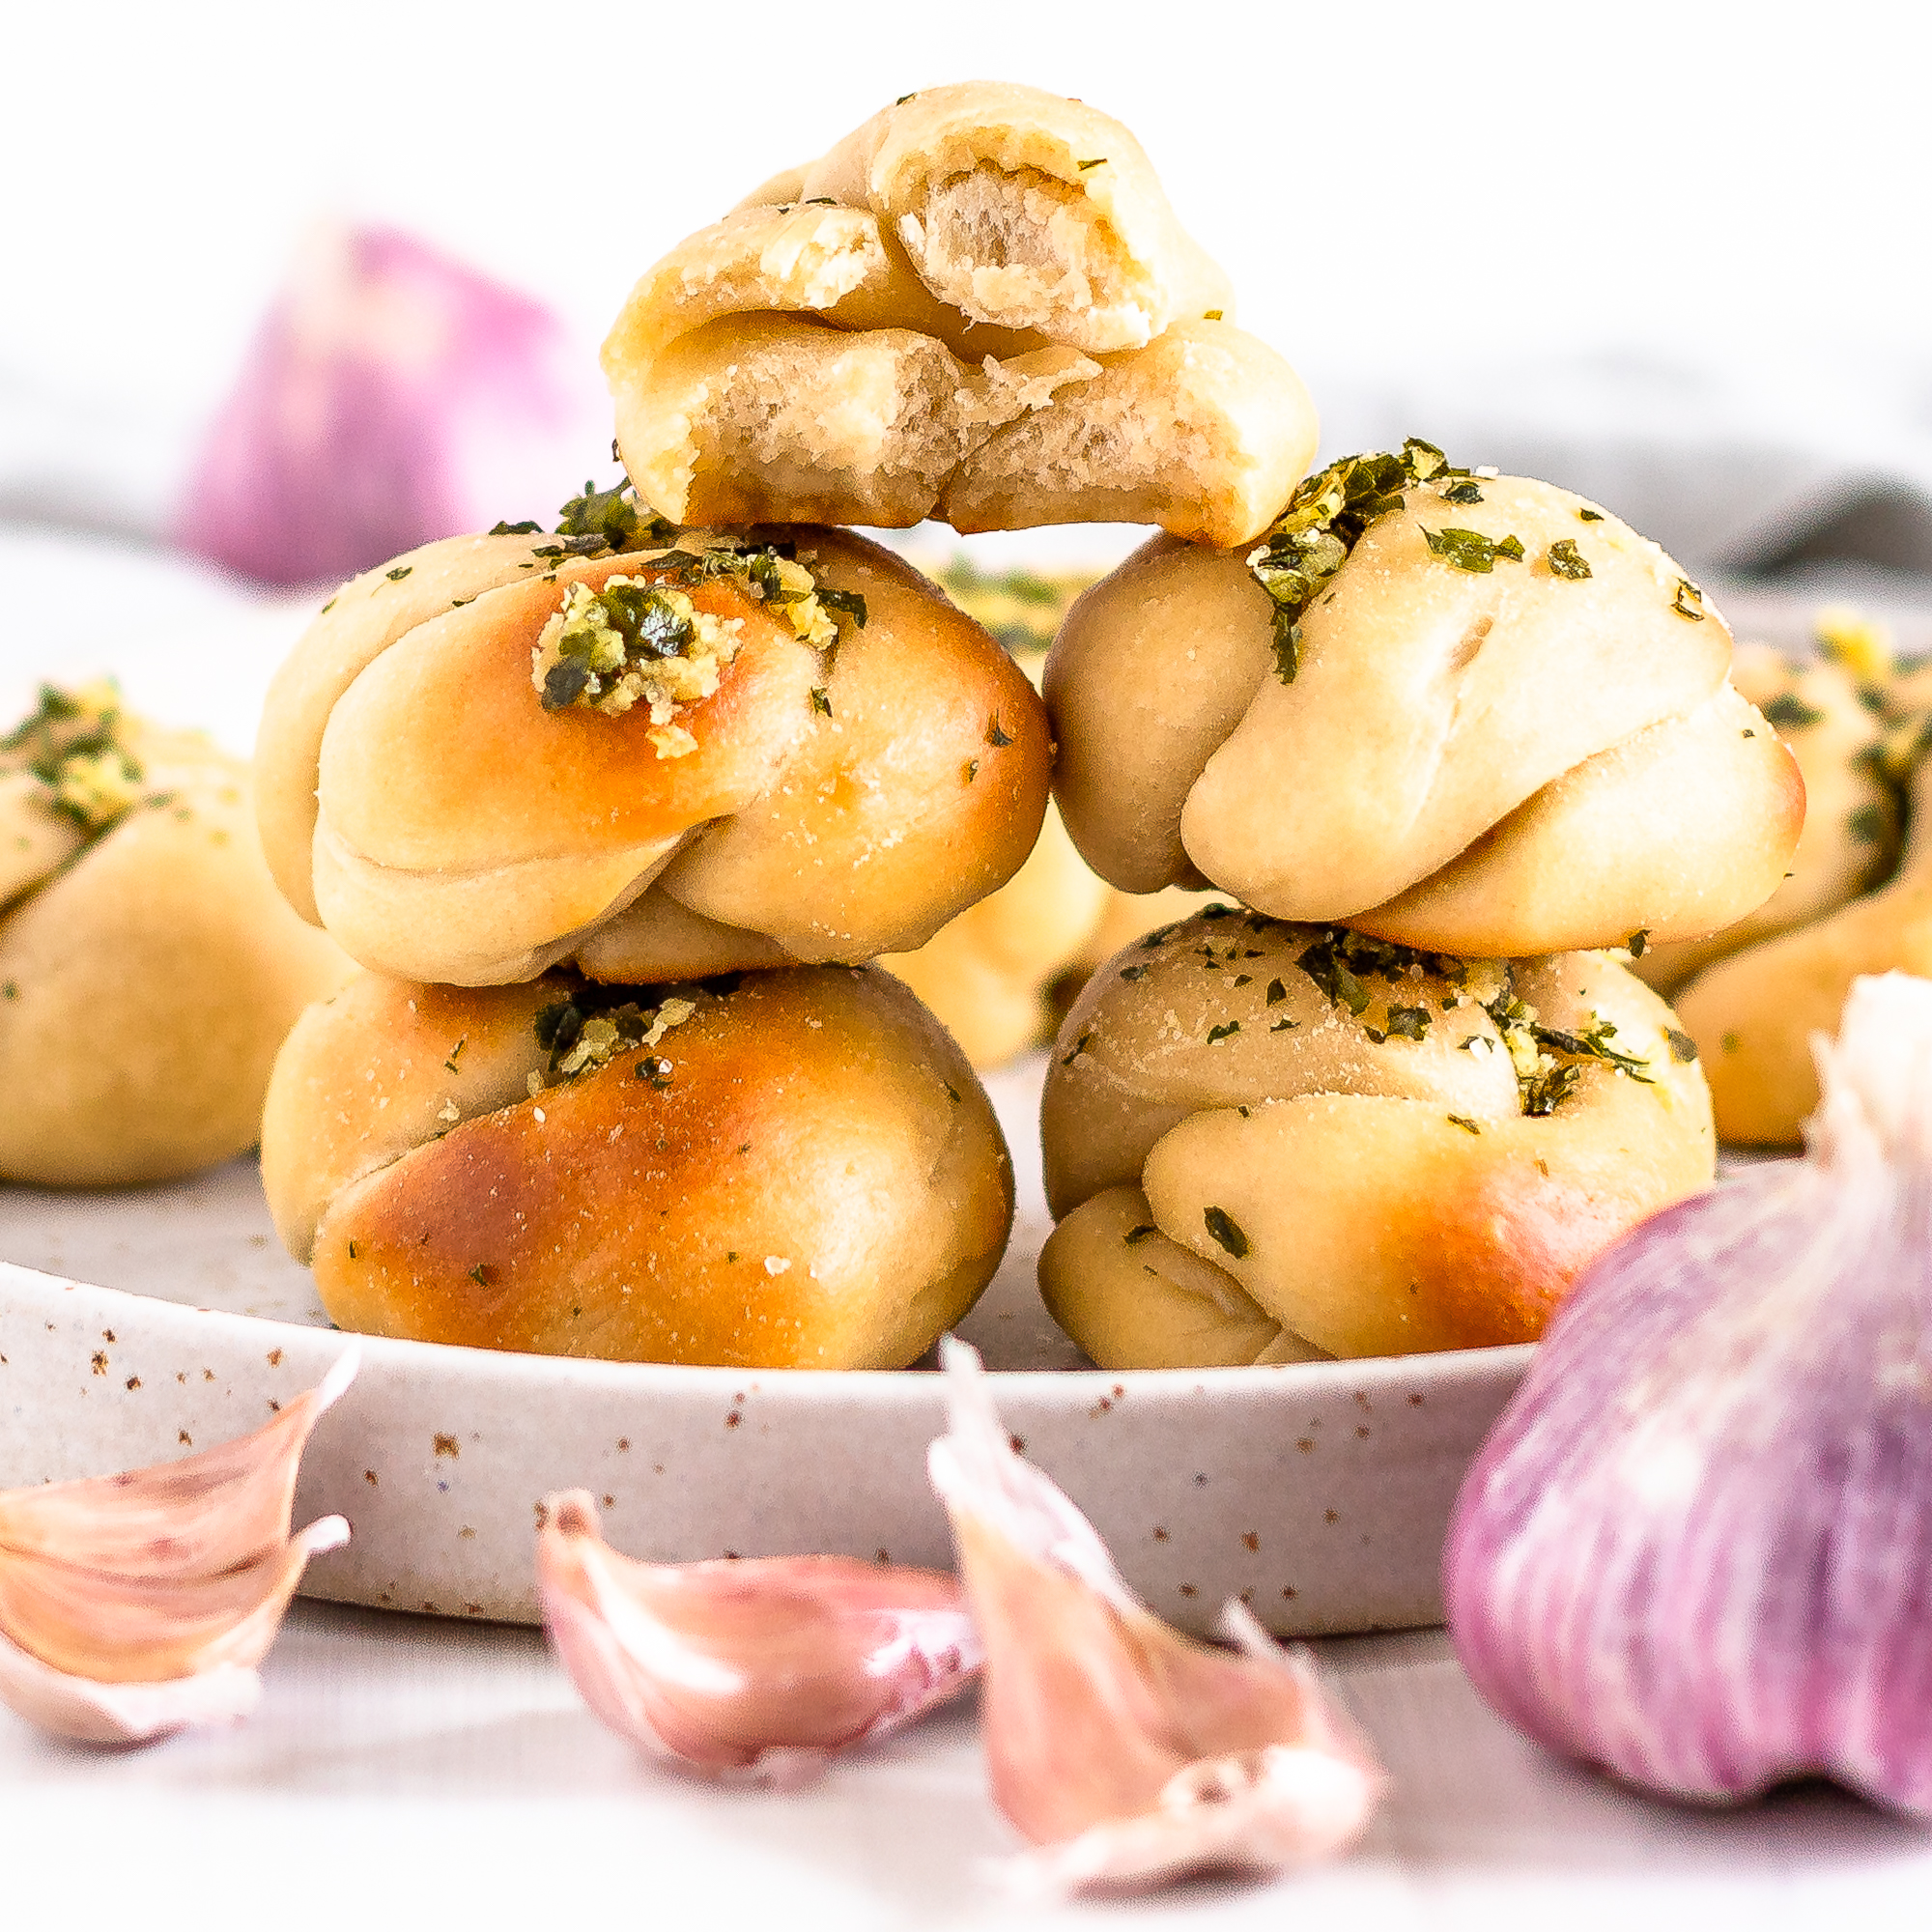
[254,79,1803,1372]
[256,80,1325,1371]
[1037,440,1804,1368]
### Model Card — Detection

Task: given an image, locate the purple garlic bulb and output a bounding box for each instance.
[1445,971,1932,1813]
[177,222,609,586]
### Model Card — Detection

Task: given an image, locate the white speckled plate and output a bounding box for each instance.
[0,1058,1528,1636]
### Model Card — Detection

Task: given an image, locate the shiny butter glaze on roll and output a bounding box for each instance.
[255,497,1050,987]
[262,964,1013,1369]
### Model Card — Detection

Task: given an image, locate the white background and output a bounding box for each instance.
[7,0,1930,456]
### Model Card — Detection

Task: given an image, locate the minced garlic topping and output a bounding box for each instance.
[521,486,866,747]
[1,679,145,834]
[532,988,700,1084]
[531,578,745,749]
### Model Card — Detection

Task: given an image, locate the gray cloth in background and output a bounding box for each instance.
[7,346,1932,650]
[1315,347,1932,654]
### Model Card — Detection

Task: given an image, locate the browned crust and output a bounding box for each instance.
[258,528,1052,983]
[276,966,1013,1369]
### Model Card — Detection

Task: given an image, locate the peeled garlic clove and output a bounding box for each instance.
[1446,969,1932,1811]
[176,222,609,586]
[0,1350,355,1744]
[536,1491,980,1784]
[926,1339,1382,1896]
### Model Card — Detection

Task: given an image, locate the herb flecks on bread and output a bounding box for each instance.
[2,681,145,837]
[526,483,867,736]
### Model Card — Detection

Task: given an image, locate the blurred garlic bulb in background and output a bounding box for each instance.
[176,223,611,586]
[1446,971,1932,1812]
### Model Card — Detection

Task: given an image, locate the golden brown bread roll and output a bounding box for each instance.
[1045,443,1804,955]
[1038,907,1714,1367]
[1636,644,1895,1000]
[0,682,351,1185]
[1640,635,1932,1142]
[261,964,1013,1368]
[255,500,1050,987]
[604,84,1317,547]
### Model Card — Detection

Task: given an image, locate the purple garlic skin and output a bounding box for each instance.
[177,223,608,586]
[1445,971,1932,1813]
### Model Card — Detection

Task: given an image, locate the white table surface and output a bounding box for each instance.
[4,1601,1928,1932]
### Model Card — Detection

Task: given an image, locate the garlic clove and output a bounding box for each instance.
[536,1491,980,1784]
[1445,970,1932,1812]
[927,1338,1383,1895]
[0,1350,355,1743]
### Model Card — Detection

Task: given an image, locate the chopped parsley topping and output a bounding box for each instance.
[1627,929,1649,958]
[491,519,543,536]
[1546,539,1592,580]
[1482,978,1659,1113]
[1077,156,1107,170]
[1577,507,1605,522]
[2,680,145,834]
[1295,927,1472,1016]
[1119,963,1147,980]
[1761,692,1825,730]
[1441,480,1485,505]
[1849,801,1889,845]
[1423,526,1525,573]
[555,480,645,550]
[384,565,412,582]
[1534,1016,1656,1083]
[1246,439,1478,682]
[1062,1032,1094,1066]
[1123,1224,1156,1245]
[1265,978,1287,1005]
[534,983,699,1080]
[810,687,832,717]
[1381,1004,1432,1041]
[1203,308,1224,321]
[526,483,865,734]
[1446,1115,1482,1135]
[986,714,1015,748]
[1672,578,1708,621]
[1206,1020,1241,1044]
[468,1264,493,1287]
[534,577,743,751]
[1204,1208,1249,1260]
[1665,1029,1698,1064]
